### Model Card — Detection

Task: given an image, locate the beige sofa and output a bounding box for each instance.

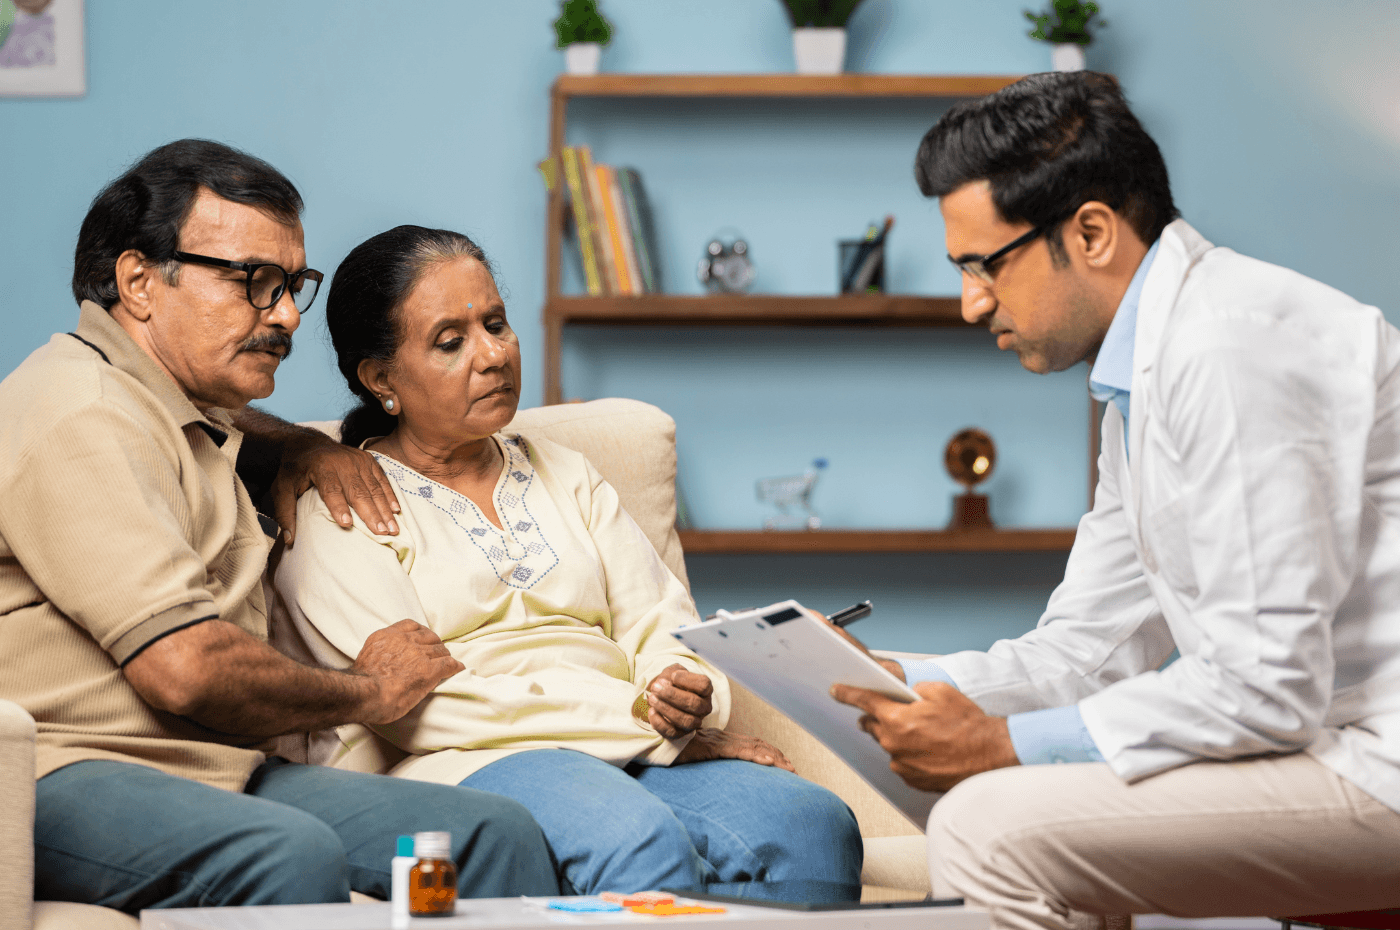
[0,398,933,930]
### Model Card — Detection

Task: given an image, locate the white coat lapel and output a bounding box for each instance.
[1128,219,1214,530]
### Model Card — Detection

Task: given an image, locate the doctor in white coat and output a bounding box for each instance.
[832,71,1400,929]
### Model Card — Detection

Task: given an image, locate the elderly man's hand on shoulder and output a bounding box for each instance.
[232,406,401,545]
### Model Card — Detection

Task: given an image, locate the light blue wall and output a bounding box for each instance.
[3,1,1398,652]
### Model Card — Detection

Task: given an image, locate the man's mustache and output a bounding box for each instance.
[241,331,293,360]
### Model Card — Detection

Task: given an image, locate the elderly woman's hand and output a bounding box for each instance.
[645,664,713,738]
[675,729,796,773]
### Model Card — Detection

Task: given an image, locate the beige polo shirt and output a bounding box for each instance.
[0,301,275,792]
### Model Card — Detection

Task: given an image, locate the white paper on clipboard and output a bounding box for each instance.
[672,600,939,829]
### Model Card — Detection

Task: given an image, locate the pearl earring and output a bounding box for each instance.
[385,398,395,412]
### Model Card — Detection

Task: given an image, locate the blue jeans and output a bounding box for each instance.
[34,757,560,913]
[461,749,863,903]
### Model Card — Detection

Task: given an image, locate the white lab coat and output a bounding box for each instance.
[935,219,1400,812]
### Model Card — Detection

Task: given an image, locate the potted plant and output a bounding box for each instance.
[781,0,865,75]
[554,0,613,76]
[1024,0,1104,72]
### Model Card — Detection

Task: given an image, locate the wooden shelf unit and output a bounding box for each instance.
[542,72,1024,404]
[551,73,1022,99]
[678,528,1076,555]
[540,72,1096,556]
[545,294,968,328]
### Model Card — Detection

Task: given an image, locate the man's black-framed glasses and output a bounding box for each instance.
[946,225,1046,286]
[172,251,324,313]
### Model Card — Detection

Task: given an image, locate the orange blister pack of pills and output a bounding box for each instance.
[598,891,675,907]
[597,891,725,916]
[628,902,727,916]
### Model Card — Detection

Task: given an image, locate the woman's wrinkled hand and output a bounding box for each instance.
[675,728,796,773]
[645,663,714,738]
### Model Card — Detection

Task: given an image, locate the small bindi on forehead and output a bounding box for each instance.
[405,258,501,318]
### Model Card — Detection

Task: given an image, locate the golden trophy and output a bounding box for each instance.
[944,428,996,529]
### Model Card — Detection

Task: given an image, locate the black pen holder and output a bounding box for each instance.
[838,239,886,294]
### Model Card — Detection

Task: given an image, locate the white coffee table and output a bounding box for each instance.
[139,897,989,930]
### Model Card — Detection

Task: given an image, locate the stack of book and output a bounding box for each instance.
[541,146,660,296]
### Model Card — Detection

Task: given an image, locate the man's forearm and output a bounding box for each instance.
[231,405,336,452]
[230,406,335,511]
[127,620,382,738]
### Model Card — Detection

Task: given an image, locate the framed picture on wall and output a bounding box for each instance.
[0,0,84,96]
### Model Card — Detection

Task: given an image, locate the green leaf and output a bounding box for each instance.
[780,0,865,28]
[554,0,613,48]
[0,0,14,52]
[1022,0,1103,44]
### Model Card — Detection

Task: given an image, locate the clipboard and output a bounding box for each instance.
[672,600,938,829]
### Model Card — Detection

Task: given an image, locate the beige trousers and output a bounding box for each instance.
[929,754,1400,930]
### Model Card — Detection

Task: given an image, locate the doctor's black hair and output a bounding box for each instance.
[914,71,1178,263]
[73,139,303,309]
[326,225,492,449]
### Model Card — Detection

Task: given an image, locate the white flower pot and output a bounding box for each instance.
[792,28,846,75]
[1051,43,1086,72]
[564,42,601,76]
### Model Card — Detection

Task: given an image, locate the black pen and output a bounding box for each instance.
[828,600,873,628]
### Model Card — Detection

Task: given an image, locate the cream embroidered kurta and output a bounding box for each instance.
[274,431,729,785]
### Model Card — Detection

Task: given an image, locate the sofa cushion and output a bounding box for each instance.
[859,836,936,896]
[506,399,687,588]
[0,700,35,930]
[33,902,138,930]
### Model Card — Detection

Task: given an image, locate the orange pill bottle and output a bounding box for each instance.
[408,831,457,917]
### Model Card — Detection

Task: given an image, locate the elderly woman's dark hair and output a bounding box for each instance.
[326,225,492,448]
[73,139,303,309]
[914,71,1178,261]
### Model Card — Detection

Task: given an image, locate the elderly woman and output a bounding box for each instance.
[274,225,862,901]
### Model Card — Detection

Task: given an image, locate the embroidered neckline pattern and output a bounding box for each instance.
[370,435,558,589]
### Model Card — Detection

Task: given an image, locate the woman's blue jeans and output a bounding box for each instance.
[461,748,864,903]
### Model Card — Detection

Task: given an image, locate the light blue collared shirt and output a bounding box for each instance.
[896,240,1161,767]
[1088,238,1160,456]
[897,648,1107,765]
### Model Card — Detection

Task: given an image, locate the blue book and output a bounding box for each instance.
[617,168,660,293]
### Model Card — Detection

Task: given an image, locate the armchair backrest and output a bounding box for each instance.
[507,399,689,590]
[0,699,35,930]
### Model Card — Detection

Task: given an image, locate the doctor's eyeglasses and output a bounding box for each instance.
[947,225,1047,286]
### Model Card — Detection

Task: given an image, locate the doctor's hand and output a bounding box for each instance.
[830,681,1019,792]
[646,664,713,738]
[808,610,907,682]
[675,728,796,773]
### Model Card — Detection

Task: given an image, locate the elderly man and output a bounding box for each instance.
[833,72,1400,928]
[0,139,559,913]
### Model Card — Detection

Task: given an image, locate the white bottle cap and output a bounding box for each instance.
[413,831,451,860]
